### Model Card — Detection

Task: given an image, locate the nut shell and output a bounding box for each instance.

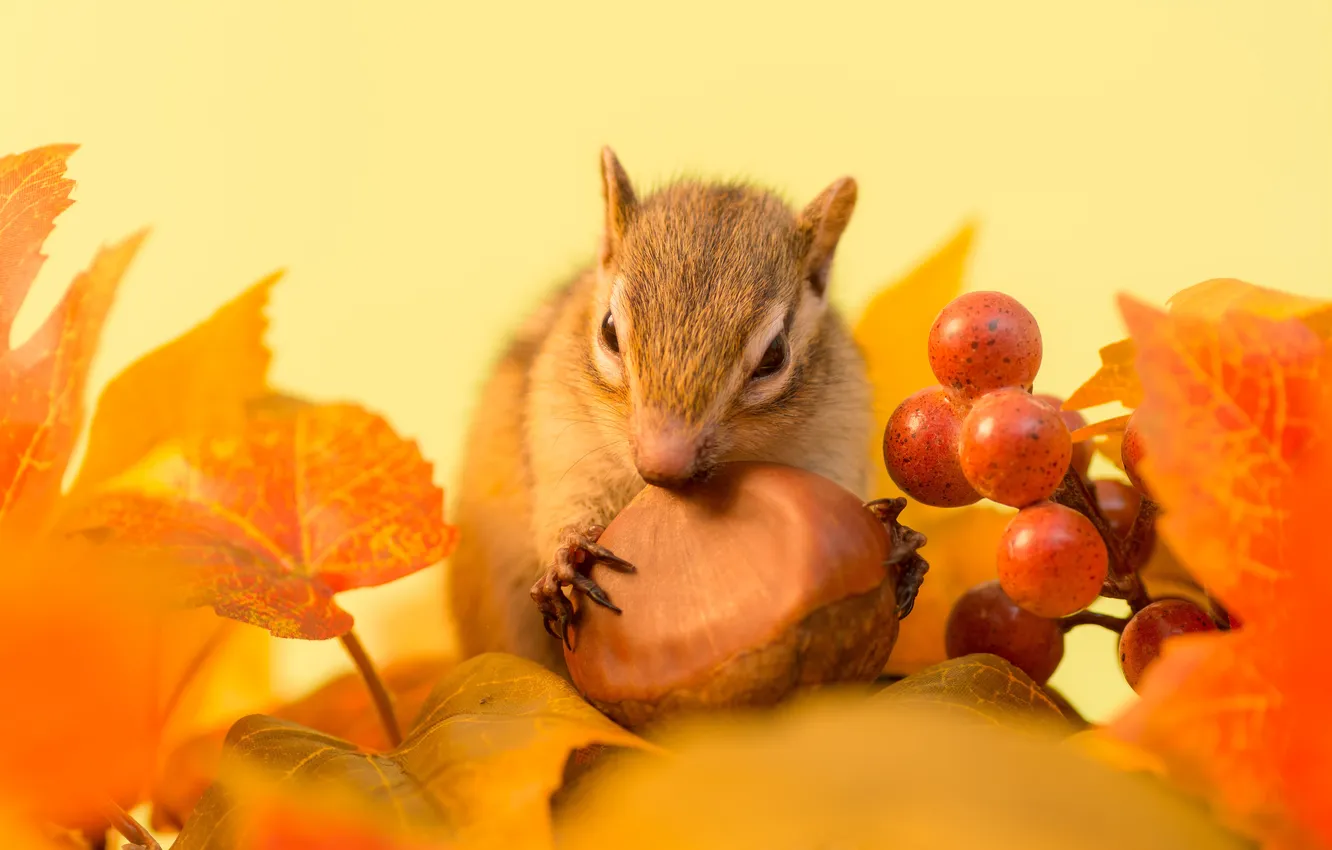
[563,462,904,730]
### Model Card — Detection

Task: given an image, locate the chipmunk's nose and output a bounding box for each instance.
[632,407,705,489]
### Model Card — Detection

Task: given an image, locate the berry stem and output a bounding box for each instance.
[1050,469,1151,609]
[339,629,402,748]
[1057,610,1129,634]
[101,798,160,850]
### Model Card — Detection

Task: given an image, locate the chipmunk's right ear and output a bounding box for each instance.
[598,146,637,269]
[797,177,858,298]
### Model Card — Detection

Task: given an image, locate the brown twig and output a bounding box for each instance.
[1050,469,1151,609]
[1058,610,1130,634]
[101,798,160,850]
[340,629,402,747]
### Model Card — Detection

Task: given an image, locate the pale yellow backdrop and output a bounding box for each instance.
[3,0,1328,723]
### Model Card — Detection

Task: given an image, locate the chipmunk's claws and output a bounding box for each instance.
[532,524,634,649]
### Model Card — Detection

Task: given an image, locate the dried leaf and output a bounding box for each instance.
[1070,414,1131,442]
[173,653,656,850]
[554,694,1249,850]
[68,271,279,498]
[877,653,1082,728]
[1064,338,1142,411]
[0,229,145,545]
[152,656,453,830]
[884,504,1012,674]
[1106,297,1332,848]
[62,395,457,639]
[1064,279,1331,413]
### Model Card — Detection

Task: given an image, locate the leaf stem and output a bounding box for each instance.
[157,622,231,727]
[101,798,160,850]
[340,628,402,747]
[1057,610,1130,633]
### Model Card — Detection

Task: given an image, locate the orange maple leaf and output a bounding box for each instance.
[63,395,458,639]
[1107,295,1332,849]
[0,144,275,829]
[0,145,143,547]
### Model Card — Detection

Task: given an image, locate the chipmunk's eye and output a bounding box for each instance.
[751,334,787,381]
[600,310,620,355]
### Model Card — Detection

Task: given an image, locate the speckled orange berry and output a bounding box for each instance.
[928,291,1042,400]
[882,386,981,508]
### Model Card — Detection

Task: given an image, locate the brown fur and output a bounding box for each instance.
[447,149,872,675]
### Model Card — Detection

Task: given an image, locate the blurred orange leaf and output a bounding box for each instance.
[173,653,655,850]
[0,539,167,828]
[1064,279,1330,413]
[0,143,272,830]
[152,655,453,830]
[62,395,457,639]
[1106,296,1332,849]
[850,223,1013,674]
[554,694,1248,850]
[877,653,1082,728]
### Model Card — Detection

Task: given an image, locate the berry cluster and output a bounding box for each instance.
[882,291,1222,689]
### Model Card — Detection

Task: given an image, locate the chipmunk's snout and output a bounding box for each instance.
[632,407,710,489]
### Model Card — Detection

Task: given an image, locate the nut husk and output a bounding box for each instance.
[564,462,911,730]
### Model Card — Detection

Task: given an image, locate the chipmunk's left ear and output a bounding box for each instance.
[599,146,638,270]
[797,177,857,297]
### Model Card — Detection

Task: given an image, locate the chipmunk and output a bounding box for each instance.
[447,148,922,676]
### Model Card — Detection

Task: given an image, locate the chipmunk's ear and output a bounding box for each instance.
[797,177,857,297]
[598,146,637,269]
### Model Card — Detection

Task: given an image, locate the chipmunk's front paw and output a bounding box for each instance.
[530,524,637,650]
[864,498,930,620]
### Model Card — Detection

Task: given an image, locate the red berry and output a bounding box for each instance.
[945,580,1065,684]
[1121,412,1150,496]
[1092,479,1142,539]
[882,387,981,508]
[1033,394,1091,479]
[997,502,1108,618]
[959,388,1073,508]
[1119,599,1217,691]
[928,291,1043,400]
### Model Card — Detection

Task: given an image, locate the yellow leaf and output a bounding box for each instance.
[1064,728,1168,776]
[173,653,656,850]
[1093,433,1127,472]
[1064,338,1142,411]
[877,654,1082,728]
[554,694,1249,850]
[854,221,975,502]
[68,271,278,498]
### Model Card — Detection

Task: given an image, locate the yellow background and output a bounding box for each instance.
[3,0,1328,723]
